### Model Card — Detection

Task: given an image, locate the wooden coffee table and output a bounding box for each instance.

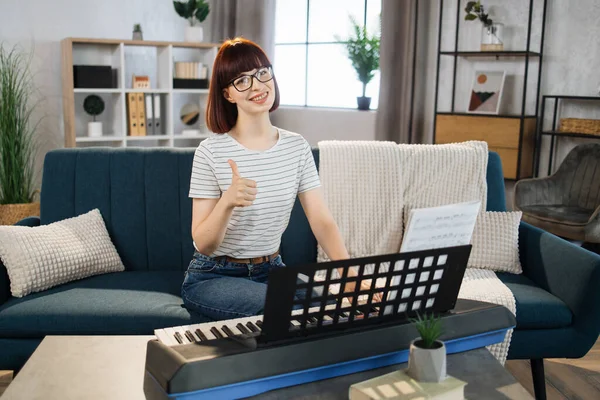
[2,335,532,399]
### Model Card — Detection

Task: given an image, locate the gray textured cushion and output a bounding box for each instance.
[0,209,124,297]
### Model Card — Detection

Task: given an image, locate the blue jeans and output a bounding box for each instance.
[181,251,288,321]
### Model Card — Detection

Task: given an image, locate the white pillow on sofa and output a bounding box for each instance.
[468,211,523,274]
[0,208,124,297]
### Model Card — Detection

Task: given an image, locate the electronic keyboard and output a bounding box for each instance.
[153,302,378,347]
[144,246,516,400]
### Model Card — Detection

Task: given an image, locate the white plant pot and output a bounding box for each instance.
[406,339,447,382]
[88,122,103,137]
[185,26,204,42]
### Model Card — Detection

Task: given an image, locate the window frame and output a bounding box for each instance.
[274,0,379,110]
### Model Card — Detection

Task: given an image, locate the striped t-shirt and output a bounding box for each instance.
[189,128,321,258]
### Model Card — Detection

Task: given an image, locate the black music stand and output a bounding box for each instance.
[259,245,472,346]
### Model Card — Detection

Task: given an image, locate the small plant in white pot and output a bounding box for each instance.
[83,95,105,137]
[174,0,210,43]
[407,312,447,383]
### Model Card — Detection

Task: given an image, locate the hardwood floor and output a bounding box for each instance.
[506,337,600,399]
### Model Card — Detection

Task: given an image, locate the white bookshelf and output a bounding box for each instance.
[61,38,219,148]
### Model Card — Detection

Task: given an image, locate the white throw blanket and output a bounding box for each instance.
[458,268,516,365]
[317,140,516,365]
[316,141,404,264]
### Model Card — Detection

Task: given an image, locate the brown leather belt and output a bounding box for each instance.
[218,250,280,264]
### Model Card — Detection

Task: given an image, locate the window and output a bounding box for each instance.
[274,0,381,109]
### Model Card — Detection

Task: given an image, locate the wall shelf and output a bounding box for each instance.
[433,0,549,180]
[62,37,219,148]
[535,95,600,176]
[440,50,541,57]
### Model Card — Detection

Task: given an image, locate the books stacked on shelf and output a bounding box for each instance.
[174,61,209,89]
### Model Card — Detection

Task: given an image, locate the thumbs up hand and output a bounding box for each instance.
[224,159,257,208]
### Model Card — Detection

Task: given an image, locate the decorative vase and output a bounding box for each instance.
[88,121,103,137]
[185,26,204,42]
[0,202,40,225]
[133,31,143,40]
[406,339,447,382]
[481,22,504,51]
[357,96,371,111]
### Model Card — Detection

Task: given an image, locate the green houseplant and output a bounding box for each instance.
[83,94,105,137]
[337,15,380,110]
[464,1,504,51]
[407,312,447,382]
[174,0,210,42]
[132,23,143,40]
[0,44,40,225]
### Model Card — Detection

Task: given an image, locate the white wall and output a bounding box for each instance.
[422,0,600,177]
[0,0,196,189]
[1,0,598,190]
[271,107,377,146]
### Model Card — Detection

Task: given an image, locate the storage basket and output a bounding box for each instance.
[0,202,40,225]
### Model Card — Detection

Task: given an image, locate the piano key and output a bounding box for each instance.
[154,329,177,347]
[246,321,260,333]
[222,325,236,338]
[174,331,184,344]
[236,323,250,335]
[185,330,197,343]
[195,329,208,342]
[211,326,224,339]
[164,327,182,345]
[177,326,195,344]
[255,320,263,329]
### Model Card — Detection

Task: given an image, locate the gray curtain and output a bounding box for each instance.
[208,0,276,60]
[375,0,418,143]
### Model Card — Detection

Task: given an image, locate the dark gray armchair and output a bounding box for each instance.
[514,143,600,247]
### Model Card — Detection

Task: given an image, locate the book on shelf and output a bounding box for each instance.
[349,369,466,400]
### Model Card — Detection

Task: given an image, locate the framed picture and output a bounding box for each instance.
[467,70,506,114]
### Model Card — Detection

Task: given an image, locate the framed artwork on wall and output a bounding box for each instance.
[467,70,506,114]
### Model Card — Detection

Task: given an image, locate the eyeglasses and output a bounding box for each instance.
[227,66,274,92]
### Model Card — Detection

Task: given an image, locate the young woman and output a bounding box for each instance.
[182,37,377,321]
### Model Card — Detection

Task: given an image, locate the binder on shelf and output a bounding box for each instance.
[145,94,154,135]
[136,93,147,136]
[153,94,162,135]
[126,93,139,136]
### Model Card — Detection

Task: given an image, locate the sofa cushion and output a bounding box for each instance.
[468,211,523,274]
[0,209,125,298]
[0,271,209,338]
[497,272,572,329]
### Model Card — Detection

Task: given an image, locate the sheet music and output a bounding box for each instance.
[400,200,481,253]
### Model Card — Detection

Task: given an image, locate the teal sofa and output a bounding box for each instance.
[1,147,599,400]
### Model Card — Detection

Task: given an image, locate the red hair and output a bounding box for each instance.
[206,37,280,133]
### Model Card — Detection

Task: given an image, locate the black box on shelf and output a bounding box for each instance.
[173,78,209,89]
[73,65,116,88]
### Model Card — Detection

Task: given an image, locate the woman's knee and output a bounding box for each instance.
[182,276,267,319]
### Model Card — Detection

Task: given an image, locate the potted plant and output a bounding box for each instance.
[174,0,210,43]
[83,95,105,137]
[407,312,447,382]
[337,15,380,110]
[132,23,143,41]
[0,44,40,225]
[464,1,504,51]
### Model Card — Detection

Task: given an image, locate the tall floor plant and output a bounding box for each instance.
[0,44,38,206]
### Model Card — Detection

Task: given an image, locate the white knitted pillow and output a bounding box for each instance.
[468,211,522,274]
[0,208,124,297]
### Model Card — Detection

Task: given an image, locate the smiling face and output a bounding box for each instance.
[222,66,276,115]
